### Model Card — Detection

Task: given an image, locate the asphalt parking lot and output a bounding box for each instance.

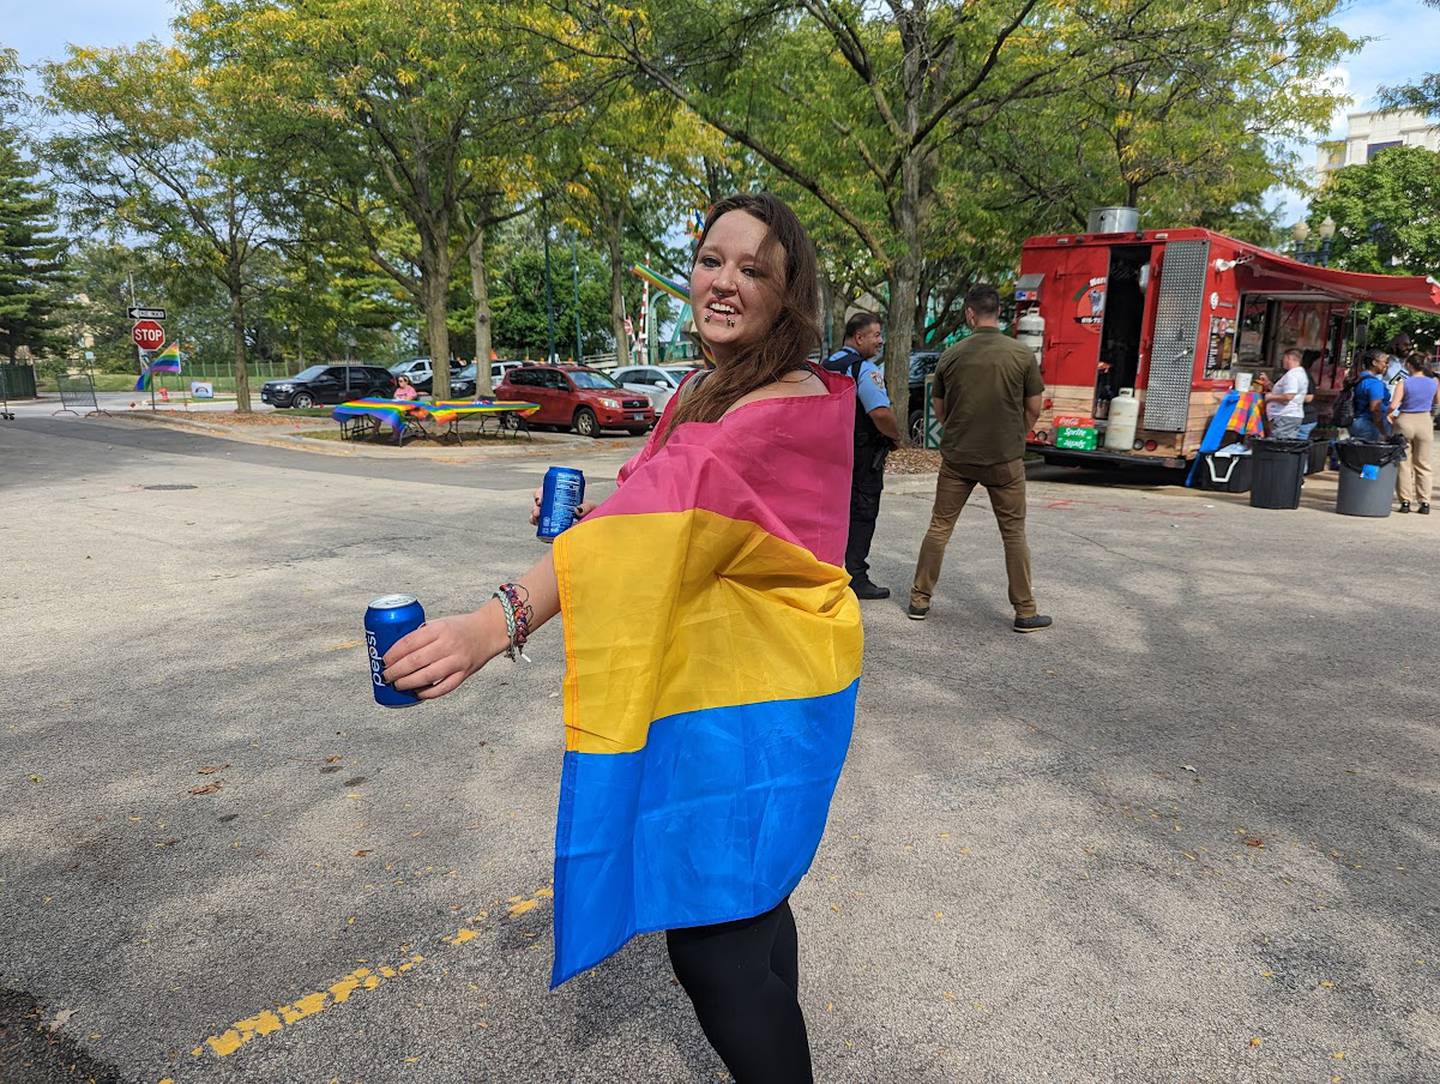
[2,415,1437,1083]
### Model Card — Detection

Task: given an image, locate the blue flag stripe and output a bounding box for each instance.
[550,679,858,986]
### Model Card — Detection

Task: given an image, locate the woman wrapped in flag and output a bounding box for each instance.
[383,193,860,1082]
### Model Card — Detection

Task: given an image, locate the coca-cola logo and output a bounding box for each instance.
[366,631,385,686]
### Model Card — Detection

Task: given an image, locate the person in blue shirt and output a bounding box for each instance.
[1351,349,1392,442]
[823,311,901,599]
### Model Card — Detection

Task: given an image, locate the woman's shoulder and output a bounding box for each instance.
[722,370,828,417]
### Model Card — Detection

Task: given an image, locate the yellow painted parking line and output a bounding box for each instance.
[189,885,552,1061]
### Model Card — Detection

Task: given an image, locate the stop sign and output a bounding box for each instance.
[132,319,165,350]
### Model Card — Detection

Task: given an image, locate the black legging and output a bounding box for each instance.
[666,897,813,1083]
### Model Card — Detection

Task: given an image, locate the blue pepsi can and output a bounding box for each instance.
[364,594,425,708]
[537,466,586,542]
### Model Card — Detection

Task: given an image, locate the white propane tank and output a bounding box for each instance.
[1017,310,1045,370]
[1103,390,1140,451]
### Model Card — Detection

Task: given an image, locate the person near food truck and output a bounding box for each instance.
[1350,349,1393,442]
[908,284,1052,633]
[1385,334,1412,386]
[823,310,901,600]
[1392,353,1436,514]
[1264,349,1309,440]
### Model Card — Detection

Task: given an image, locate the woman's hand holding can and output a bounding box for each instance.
[382,608,508,700]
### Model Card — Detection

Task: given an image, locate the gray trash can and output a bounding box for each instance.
[1335,441,1404,517]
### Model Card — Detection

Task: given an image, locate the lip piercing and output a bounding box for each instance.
[725,318,735,328]
[703,313,712,324]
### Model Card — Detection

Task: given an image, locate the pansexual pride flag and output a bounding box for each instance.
[134,342,182,391]
[549,366,863,985]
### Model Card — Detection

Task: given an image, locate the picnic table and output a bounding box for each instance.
[332,398,540,445]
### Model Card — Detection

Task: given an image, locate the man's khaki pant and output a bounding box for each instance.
[911,458,1035,616]
[1396,412,1434,504]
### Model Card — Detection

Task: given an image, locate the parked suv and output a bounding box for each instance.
[389,357,470,395]
[260,364,396,408]
[452,360,526,396]
[496,365,655,436]
[612,365,700,411]
[907,351,941,443]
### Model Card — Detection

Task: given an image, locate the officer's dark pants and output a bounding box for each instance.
[845,451,886,578]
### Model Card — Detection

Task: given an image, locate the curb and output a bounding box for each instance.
[104,411,642,462]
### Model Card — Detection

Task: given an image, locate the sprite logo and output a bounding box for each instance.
[366,630,385,686]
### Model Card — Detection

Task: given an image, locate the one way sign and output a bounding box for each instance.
[127,306,167,320]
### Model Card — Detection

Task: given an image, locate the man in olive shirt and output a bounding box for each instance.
[908,284,1053,632]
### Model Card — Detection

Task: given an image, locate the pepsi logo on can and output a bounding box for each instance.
[363,594,425,708]
[537,466,586,542]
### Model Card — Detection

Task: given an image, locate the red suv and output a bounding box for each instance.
[497,365,656,436]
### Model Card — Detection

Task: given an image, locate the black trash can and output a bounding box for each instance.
[1249,438,1309,509]
[1199,451,1253,493]
[1305,439,1331,475]
[1335,440,1406,517]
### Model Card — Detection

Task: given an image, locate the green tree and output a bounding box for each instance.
[1309,145,1440,347]
[0,47,68,363]
[0,131,68,362]
[185,0,561,400]
[547,0,1357,438]
[45,44,273,410]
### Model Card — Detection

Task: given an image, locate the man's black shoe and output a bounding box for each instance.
[1421,502,1432,515]
[906,604,929,621]
[851,577,890,600]
[1013,614,1053,634]
[1399,500,1412,514]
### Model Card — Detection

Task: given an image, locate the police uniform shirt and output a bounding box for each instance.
[852,356,890,413]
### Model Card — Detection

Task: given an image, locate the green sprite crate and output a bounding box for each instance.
[1055,425,1097,451]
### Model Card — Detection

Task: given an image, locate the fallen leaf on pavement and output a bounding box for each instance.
[325,755,342,764]
[1244,837,1264,848]
[1182,765,1196,773]
[189,782,222,796]
[354,849,373,857]
[197,763,229,775]
[46,1008,76,1031]
[1249,1037,1262,1048]
[1319,979,1335,989]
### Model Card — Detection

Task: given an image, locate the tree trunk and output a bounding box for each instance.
[422,239,452,400]
[606,202,629,367]
[228,280,251,414]
[469,225,493,397]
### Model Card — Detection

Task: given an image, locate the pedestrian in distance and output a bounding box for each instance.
[823,311,901,600]
[382,192,860,1084]
[1350,349,1393,442]
[907,284,1053,633]
[1392,353,1436,514]
[1264,348,1309,439]
[393,375,418,401]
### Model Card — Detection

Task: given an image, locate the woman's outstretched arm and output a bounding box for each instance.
[382,549,561,699]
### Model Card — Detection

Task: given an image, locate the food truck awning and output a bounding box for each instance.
[1231,243,1440,314]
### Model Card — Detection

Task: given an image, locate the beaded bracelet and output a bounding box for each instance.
[493,582,533,662]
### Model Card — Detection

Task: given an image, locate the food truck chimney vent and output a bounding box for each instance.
[1087,207,1140,235]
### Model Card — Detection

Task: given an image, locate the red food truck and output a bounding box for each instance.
[1014,210,1440,468]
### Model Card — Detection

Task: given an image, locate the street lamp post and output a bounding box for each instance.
[1291,216,1336,266]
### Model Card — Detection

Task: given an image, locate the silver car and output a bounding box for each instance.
[612,365,701,411]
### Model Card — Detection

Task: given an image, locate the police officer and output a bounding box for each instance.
[824,311,901,599]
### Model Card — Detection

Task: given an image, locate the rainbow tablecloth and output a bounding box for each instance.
[332,398,539,434]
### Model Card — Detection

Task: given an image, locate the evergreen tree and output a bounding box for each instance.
[0,52,67,361]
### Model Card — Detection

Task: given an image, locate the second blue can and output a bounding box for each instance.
[537,466,586,542]
[364,594,426,708]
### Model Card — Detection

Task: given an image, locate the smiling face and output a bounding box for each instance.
[690,211,785,363]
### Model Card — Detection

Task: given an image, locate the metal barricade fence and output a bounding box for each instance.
[53,374,110,417]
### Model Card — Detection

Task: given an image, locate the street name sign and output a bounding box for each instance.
[127,307,167,320]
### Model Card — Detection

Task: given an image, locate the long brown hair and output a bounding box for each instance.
[663,192,820,438]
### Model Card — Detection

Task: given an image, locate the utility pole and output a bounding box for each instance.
[542,196,556,364]
[572,234,582,363]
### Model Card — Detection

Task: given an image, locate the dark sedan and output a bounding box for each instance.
[260,365,397,408]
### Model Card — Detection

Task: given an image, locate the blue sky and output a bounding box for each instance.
[8,0,1440,225]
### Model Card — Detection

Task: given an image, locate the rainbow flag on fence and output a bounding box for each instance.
[549,366,862,985]
[134,342,182,391]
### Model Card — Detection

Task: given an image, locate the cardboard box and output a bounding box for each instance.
[1055,426,1098,451]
